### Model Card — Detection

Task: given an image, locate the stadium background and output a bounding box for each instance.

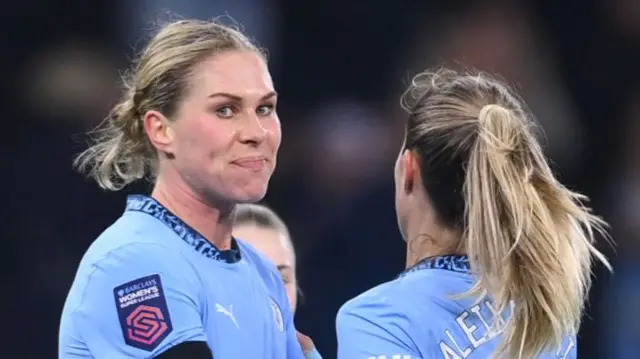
[3,0,639,357]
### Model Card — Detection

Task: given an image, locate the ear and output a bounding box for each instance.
[143,110,175,155]
[401,149,417,193]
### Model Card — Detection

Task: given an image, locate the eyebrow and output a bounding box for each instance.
[208,91,278,101]
[276,264,292,271]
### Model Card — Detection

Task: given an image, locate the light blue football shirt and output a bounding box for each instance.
[59,195,305,358]
[336,255,577,359]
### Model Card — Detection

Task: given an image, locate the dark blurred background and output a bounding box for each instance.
[3,0,639,357]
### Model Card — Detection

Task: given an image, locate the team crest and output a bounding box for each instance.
[269,297,284,332]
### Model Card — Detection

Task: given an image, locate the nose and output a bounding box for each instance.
[238,113,268,145]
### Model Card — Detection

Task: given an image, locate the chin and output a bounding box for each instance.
[234,187,268,204]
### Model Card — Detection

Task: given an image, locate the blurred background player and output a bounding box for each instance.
[336,68,611,359]
[59,19,306,359]
[233,203,298,310]
[233,203,322,357]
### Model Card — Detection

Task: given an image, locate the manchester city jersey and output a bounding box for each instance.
[336,255,577,359]
[59,195,305,358]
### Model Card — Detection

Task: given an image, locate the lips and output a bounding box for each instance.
[232,157,268,170]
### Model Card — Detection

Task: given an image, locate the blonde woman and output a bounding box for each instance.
[336,68,611,359]
[60,20,305,359]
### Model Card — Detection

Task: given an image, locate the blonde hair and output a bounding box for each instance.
[401,68,611,359]
[234,203,295,257]
[74,19,263,190]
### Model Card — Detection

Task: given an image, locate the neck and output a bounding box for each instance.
[405,225,463,268]
[152,175,235,250]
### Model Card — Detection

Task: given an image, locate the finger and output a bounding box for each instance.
[304,347,323,359]
[296,331,315,351]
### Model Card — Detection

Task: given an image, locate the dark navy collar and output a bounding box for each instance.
[125,195,242,263]
[397,254,471,279]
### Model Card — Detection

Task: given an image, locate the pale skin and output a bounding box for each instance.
[232,224,298,311]
[394,148,463,267]
[139,49,316,353]
[143,50,281,250]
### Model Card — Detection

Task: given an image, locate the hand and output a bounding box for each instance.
[297,330,322,359]
[296,331,315,353]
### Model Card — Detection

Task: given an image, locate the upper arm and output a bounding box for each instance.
[336,295,421,359]
[72,244,208,358]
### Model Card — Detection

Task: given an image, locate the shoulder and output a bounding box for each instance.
[61,242,207,356]
[336,280,427,358]
[337,279,414,334]
[80,209,198,277]
[86,232,195,278]
[68,240,201,316]
[337,279,403,314]
[337,273,449,338]
[338,271,439,313]
[85,210,175,255]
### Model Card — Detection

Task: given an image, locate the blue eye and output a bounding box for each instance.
[216,106,234,118]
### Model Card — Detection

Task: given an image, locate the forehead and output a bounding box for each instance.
[189,50,274,97]
[233,225,294,265]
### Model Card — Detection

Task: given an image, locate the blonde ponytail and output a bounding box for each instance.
[73,95,152,191]
[464,104,611,359]
[74,19,264,191]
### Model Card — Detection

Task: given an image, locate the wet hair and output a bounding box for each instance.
[402,68,611,359]
[74,19,263,190]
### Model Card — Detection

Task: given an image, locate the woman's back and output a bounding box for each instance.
[336,68,609,359]
[337,255,577,359]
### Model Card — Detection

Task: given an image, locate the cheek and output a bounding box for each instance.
[265,117,282,149]
[285,282,297,310]
[185,116,234,155]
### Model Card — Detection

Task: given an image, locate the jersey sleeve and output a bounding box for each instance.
[336,293,421,359]
[71,243,208,358]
